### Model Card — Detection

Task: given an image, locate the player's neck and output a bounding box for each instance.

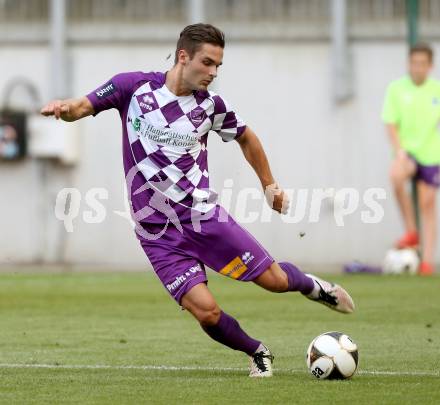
[165,67,193,97]
[410,75,429,86]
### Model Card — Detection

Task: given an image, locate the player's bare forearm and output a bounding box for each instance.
[236,127,275,188]
[236,127,289,214]
[385,124,402,154]
[40,97,94,122]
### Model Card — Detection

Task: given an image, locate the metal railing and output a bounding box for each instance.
[348,0,406,22]
[1,0,440,40]
[0,0,48,22]
[205,0,329,23]
[68,0,185,22]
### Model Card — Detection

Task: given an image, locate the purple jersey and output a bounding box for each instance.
[86,72,246,224]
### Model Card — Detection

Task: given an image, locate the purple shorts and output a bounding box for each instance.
[409,156,440,188]
[137,205,274,304]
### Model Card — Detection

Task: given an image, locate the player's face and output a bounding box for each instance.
[409,52,432,85]
[182,44,223,91]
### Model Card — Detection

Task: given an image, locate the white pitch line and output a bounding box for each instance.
[0,364,244,372]
[0,364,438,377]
[357,370,439,377]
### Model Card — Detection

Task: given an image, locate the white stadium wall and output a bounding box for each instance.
[1,40,439,269]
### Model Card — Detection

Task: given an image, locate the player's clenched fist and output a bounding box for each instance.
[265,183,290,214]
[40,100,70,120]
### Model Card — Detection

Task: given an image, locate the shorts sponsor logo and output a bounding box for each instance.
[220,256,247,279]
[96,82,116,98]
[241,251,255,265]
[166,264,202,292]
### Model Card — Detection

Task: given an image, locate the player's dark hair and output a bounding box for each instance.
[409,43,434,62]
[174,23,225,64]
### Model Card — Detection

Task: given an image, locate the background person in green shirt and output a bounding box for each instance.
[382,43,440,275]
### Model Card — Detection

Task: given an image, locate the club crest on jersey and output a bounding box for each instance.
[96,81,116,98]
[136,92,159,114]
[432,97,439,106]
[188,107,207,128]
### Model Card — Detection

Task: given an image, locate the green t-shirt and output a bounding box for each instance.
[382,76,440,165]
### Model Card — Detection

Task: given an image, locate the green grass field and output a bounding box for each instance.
[0,271,439,404]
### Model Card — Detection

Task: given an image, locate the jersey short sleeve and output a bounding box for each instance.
[211,94,246,142]
[382,82,399,124]
[86,72,142,115]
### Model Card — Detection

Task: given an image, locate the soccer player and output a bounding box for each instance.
[41,23,354,377]
[382,43,440,276]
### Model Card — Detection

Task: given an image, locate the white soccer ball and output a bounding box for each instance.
[382,248,419,275]
[306,332,359,380]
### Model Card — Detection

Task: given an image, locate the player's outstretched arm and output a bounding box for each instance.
[236,127,289,214]
[236,127,274,187]
[40,96,94,122]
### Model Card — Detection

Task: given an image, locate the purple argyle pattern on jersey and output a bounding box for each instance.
[87,71,246,219]
[160,100,186,124]
[125,77,245,210]
[175,156,197,173]
[147,147,173,169]
[208,94,246,141]
[130,137,210,208]
[212,95,227,113]
[131,138,148,162]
